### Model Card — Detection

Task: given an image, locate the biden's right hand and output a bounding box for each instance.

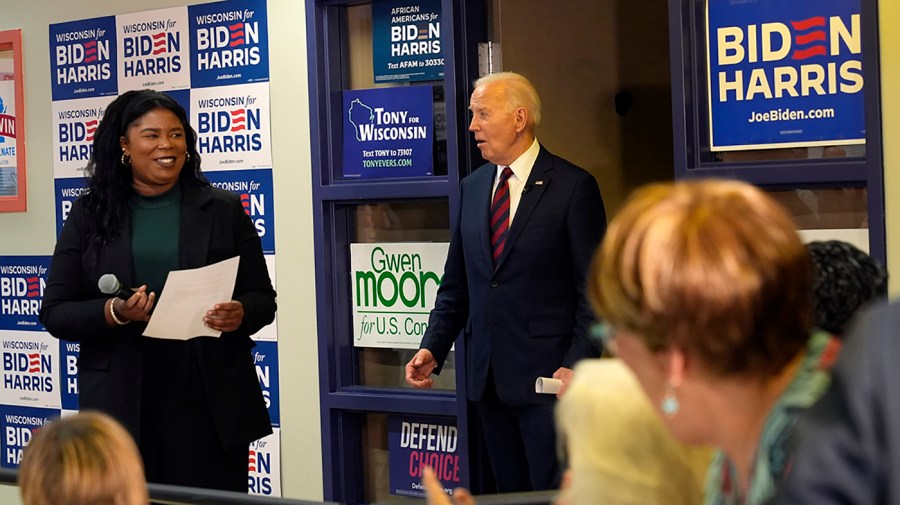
[405,349,437,388]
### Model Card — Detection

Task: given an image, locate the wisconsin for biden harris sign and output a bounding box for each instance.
[706,0,864,151]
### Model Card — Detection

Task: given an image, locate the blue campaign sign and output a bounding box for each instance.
[372,0,444,83]
[59,340,80,411]
[707,0,864,150]
[388,414,466,497]
[343,86,434,179]
[203,168,275,254]
[49,16,118,101]
[54,177,88,237]
[0,257,51,332]
[188,0,270,88]
[0,405,59,469]
[165,89,192,117]
[251,340,279,427]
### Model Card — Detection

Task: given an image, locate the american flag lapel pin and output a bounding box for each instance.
[535,180,544,185]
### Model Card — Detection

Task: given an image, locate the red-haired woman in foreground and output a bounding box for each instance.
[588,179,839,505]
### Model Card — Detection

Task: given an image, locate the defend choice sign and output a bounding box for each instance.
[350,242,447,349]
[342,85,434,179]
[707,0,864,151]
[388,415,465,497]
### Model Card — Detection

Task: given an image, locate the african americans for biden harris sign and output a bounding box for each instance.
[706,0,864,151]
[31,0,282,496]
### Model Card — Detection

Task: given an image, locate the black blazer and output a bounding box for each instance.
[421,146,606,405]
[40,181,275,449]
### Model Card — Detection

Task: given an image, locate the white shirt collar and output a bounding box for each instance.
[497,138,540,183]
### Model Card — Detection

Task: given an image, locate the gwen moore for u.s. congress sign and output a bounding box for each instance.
[350,242,447,349]
[706,0,864,151]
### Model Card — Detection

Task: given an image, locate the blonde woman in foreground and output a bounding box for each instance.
[554,359,710,505]
[423,359,710,505]
[18,411,148,505]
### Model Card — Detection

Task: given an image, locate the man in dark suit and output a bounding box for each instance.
[773,299,900,504]
[405,72,606,492]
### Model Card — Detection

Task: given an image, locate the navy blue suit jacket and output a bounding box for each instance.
[421,146,606,405]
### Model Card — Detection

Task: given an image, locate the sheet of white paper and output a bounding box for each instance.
[142,256,240,340]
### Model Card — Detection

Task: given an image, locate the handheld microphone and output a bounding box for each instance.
[98,274,134,301]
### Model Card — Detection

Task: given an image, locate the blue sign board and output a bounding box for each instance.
[342,86,434,179]
[707,0,864,150]
[59,340,80,411]
[188,0,270,88]
[0,405,59,469]
[49,16,119,101]
[0,257,51,332]
[388,414,466,497]
[54,177,88,237]
[251,340,279,426]
[204,168,275,254]
[373,0,444,83]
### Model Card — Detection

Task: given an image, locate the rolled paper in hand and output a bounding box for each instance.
[535,377,563,394]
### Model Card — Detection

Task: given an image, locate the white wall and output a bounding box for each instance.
[0,0,321,500]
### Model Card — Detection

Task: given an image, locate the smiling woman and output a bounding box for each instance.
[40,89,276,493]
[120,108,189,196]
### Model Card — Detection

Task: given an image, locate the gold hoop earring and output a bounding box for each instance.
[121,152,131,166]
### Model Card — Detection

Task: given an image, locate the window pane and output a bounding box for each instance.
[767,187,869,251]
[691,0,866,163]
[351,200,456,390]
[767,187,868,230]
[361,413,457,503]
[714,144,866,163]
[342,3,447,178]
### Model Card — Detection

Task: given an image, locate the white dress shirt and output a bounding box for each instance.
[492,138,540,225]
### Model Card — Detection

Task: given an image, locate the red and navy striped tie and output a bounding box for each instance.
[490,166,514,264]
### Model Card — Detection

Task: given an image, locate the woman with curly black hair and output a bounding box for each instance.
[40,90,276,492]
[807,240,888,337]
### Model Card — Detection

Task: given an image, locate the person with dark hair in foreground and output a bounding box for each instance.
[19,411,149,505]
[774,300,900,504]
[807,240,887,337]
[40,90,275,491]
